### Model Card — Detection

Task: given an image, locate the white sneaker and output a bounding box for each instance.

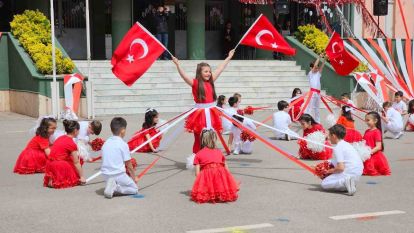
[345,177,356,196]
[233,149,240,155]
[394,132,403,139]
[104,178,117,199]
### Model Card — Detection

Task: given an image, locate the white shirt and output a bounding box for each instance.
[222,107,238,131]
[308,71,322,90]
[272,111,292,138]
[101,136,131,175]
[331,140,363,177]
[392,101,407,114]
[386,107,403,128]
[76,121,90,143]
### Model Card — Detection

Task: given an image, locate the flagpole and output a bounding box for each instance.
[85,0,94,119]
[233,14,263,51]
[50,0,59,119]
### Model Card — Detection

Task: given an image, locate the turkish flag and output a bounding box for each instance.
[325,32,359,76]
[240,14,296,55]
[111,22,166,86]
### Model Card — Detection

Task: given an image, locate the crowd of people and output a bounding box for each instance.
[13,50,414,204]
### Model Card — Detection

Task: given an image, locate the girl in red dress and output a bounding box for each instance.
[172,50,235,153]
[44,120,86,188]
[14,117,57,174]
[405,100,414,131]
[128,108,162,153]
[298,114,333,160]
[289,88,304,121]
[362,112,391,176]
[191,129,239,203]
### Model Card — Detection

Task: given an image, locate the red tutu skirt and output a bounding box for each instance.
[344,128,363,143]
[185,108,223,134]
[43,160,80,189]
[363,151,391,176]
[14,148,47,174]
[191,163,239,204]
[128,132,161,153]
[298,140,333,160]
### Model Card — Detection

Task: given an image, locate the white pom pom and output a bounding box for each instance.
[352,141,371,162]
[76,140,90,160]
[305,131,326,153]
[409,114,414,125]
[325,113,336,128]
[186,153,195,170]
[49,130,65,145]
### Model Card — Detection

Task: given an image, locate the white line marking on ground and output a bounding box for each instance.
[186,223,274,233]
[329,210,405,220]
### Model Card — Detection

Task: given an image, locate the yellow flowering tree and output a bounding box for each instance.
[10,10,74,75]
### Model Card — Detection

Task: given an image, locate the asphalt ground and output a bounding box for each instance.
[1,110,413,233]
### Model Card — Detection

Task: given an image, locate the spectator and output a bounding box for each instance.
[223,21,234,58]
[153,5,170,60]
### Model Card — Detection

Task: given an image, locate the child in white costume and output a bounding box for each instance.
[273,100,299,140]
[102,117,138,199]
[75,120,102,161]
[382,101,404,139]
[222,96,239,134]
[321,124,363,196]
[231,115,256,155]
[305,54,326,123]
[392,91,407,115]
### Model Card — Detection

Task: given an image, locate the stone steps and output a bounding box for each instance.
[75,60,311,116]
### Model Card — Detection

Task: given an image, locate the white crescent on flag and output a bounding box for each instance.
[255,30,274,46]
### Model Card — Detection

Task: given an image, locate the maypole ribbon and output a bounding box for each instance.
[85,108,197,183]
[218,109,317,176]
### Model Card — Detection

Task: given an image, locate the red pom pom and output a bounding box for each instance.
[126,158,138,176]
[91,138,105,151]
[240,131,256,142]
[243,106,254,115]
[314,161,333,179]
[237,109,244,116]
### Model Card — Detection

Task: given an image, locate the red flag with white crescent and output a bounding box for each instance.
[239,14,296,55]
[111,22,166,86]
[325,32,359,76]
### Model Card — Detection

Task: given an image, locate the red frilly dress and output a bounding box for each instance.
[43,135,81,189]
[128,127,162,152]
[191,148,239,203]
[298,124,333,160]
[362,129,391,176]
[289,97,304,121]
[14,135,50,174]
[186,79,223,153]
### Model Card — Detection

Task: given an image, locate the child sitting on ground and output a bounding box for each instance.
[76,120,102,162]
[191,129,239,203]
[102,117,139,199]
[321,124,363,196]
[128,108,162,153]
[273,100,299,140]
[222,96,239,135]
[230,114,256,154]
[382,101,404,139]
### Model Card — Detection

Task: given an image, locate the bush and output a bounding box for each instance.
[353,62,369,73]
[294,25,329,55]
[10,10,74,75]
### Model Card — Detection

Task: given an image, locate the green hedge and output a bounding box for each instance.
[10,10,74,74]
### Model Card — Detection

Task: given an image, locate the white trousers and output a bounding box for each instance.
[274,128,299,140]
[234,141,253,154]
[321,173,354,191]
[384,122,403,137]
[306,93,321,123]
[103,173,138,195]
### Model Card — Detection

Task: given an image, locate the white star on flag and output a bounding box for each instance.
[339,60,344,65]
[271,42,278,48]
[126,54,135,63]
